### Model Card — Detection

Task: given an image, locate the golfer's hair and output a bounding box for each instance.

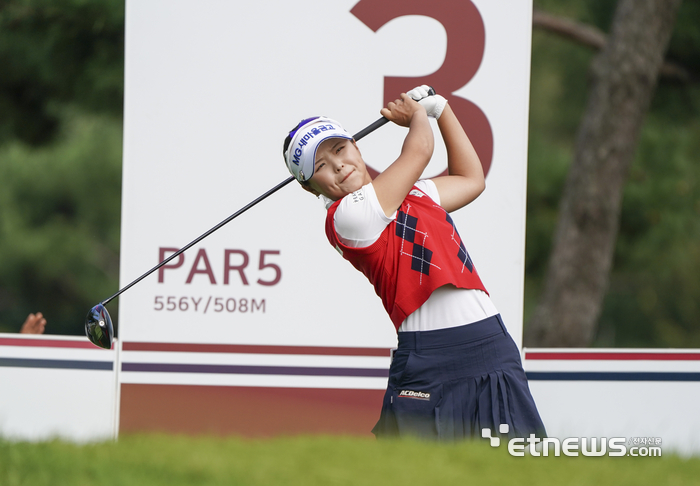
[282,130,294,160]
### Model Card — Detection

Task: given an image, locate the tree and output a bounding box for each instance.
[0,0,124,145]
[0,0,124,334]
[0,112,123,335]
[524,0,683,347]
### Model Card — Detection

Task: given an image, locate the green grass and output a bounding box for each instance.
[1,434,699,486]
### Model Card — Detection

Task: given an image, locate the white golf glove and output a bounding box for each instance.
[406,85,447,119]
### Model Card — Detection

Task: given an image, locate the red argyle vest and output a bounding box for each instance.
[325,185,488,331]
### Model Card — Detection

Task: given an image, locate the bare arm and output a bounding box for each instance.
[372,93,434,216]
[430,104,485,212]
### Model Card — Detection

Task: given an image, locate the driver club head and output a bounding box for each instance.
[85,303,114,349]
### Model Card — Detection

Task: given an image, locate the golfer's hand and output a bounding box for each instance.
[20,312,46,334]
[381,93,427,127]
[407,85,447,119]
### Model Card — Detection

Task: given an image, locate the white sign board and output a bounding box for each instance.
[0,334,118,442]
[119,0,532,352]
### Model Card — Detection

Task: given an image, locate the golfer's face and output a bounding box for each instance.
[308,138,370,200]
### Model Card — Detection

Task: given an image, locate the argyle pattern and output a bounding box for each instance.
[395,205,440,279]
[445,213,474,273]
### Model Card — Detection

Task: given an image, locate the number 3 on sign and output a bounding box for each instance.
[351,0,493,176]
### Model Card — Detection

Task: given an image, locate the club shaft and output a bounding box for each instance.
[101,176,295,305]
[100,116,389,306]
[353,116,389,141]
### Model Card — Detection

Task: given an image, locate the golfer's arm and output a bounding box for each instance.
[430,104,485,212]
[373,112,434,216]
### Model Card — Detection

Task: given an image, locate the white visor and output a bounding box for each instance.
[284,117,353,182]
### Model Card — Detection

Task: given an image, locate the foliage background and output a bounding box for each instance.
[0,0,124,335]
[0,0,698,347]
[526,0,700,347]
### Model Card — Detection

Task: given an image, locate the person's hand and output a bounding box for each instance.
[406,85,447,119]
[20,312,46,334]
[380,93,426,127]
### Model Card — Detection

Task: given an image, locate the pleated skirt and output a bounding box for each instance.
[372,314,546,440]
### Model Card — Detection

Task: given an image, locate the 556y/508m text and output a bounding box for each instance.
[153,296,265,314]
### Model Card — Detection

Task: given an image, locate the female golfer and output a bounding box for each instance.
[283,86,545,439]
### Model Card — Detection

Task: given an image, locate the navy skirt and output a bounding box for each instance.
[372,314,546,440]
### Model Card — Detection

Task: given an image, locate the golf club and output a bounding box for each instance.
[85,115,390,349]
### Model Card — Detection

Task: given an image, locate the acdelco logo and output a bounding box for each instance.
[398,390,431,400]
